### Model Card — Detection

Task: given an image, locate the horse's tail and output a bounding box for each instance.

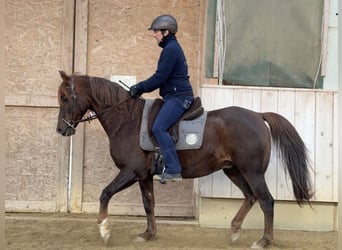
[262,112,314,206]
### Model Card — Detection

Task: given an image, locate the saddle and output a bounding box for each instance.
[147,97,204,144]
[140,97,207,151]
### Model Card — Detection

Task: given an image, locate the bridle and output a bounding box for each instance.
[62,76,98,129]
[61,76,134,130]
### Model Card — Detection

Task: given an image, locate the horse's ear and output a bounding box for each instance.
[59,70,70,82]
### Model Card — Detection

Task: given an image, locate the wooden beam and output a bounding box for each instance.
[56,0,75,213]
[0,0,5,247]
[338,0,342,248]
[69,0,88,213]
[320,0,330,76]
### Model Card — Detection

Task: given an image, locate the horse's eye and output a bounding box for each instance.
[61,95,69,103]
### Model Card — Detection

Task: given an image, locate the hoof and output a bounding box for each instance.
[231,232,240,242]
[133,231,155,242]
[134,235,147,242]
[98,218,111,244]
[250,241,265,249]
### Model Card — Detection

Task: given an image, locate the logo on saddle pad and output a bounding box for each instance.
[140,98,207,151]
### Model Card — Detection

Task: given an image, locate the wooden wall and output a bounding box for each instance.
[80,0,203,216]
[200,85,338,203]
[5,0,70,212]
[5,0,204,216]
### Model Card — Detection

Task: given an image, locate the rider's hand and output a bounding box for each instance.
[129,84,144,98]
[85,110,96,119]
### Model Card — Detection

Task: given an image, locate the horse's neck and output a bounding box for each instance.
[94,99,144,138]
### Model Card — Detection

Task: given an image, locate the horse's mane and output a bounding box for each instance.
[88,76,129,107]
[87,76,144,127]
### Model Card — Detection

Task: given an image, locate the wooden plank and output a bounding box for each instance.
[233,88,254,109]
[339,24,342,247]
[320,0,330,76]
[5,94,59,107]
[61,0,75,74]
[212,171,231,198]
[198,88,214,197]
[200,88,216,110]
[260,90,278,199]
[276,90,295,200]
[198,175,213,197]
[294,91,316,200]
[332,93,338,202]
[82,202,194,217]
[214,88,233,109]
[74,0,88,74]
[56,136,70,212]
[56,0,75,213]
[5,201,57,212]
[251,89,262,112]
[70,0,88,213]
[0,1,5,246]
[315,92,334,201]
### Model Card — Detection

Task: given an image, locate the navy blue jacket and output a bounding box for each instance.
[138,34,193,98]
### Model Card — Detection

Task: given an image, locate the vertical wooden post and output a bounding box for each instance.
[338,0,342,248]
[69,0,89,213]
[320,0,330,76]
[56,0,75,213]
[0,0,5,248]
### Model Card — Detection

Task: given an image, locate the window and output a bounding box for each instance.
[205,0,325,88]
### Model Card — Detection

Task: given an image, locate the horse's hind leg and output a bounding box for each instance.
[97,168,138,244]
[244,174,274,249]
[135,176,157,242]
[223,168,256,242]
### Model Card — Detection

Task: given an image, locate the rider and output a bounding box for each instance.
[129,14,194,183]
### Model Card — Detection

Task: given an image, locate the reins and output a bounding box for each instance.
[63,115,98,129]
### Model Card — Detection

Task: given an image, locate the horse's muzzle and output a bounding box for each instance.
[56,124,76,136]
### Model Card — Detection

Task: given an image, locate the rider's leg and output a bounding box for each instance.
[152,97,185,175]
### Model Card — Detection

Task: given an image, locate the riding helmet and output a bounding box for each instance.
[148,15,178,34]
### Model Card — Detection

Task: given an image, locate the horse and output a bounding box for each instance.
[56,70,313,249]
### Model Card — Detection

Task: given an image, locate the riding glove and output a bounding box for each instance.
[129,84,144,98]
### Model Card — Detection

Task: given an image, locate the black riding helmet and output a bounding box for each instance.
[148,14,178,34]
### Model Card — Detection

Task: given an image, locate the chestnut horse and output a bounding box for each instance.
[56,71,313,249]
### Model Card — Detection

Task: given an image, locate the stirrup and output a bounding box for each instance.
[151,147,165,175]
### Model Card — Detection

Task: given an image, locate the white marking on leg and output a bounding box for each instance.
[98,218,111,244]
[231,232,240,242]
[134,235,147,242]
[250,241,265,249]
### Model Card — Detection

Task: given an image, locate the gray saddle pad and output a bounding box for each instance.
[140,99,207,151]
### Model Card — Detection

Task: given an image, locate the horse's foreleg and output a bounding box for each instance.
[97,169,138,244]
[135,176,156,242]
